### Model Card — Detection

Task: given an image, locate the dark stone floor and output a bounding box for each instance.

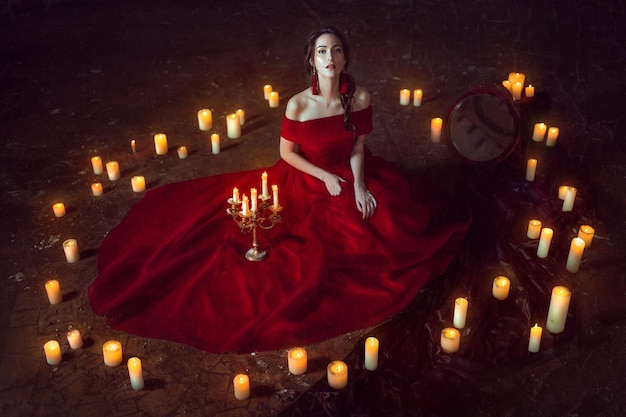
[1,1,625,416]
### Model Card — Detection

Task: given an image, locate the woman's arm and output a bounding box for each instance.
[350,87,377,219]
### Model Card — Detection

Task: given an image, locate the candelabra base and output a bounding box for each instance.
[245,247,268,262]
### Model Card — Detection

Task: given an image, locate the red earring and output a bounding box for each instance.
[340,72,348,95]
[311,70,319,95]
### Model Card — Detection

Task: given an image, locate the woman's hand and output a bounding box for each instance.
[355,185,377,219]
[322,172,346,196]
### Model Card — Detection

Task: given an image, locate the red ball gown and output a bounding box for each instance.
[88,105,471,353]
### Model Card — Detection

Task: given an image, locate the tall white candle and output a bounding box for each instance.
[492,276,510,300]
[105,161,120,181]
[562,187,577,212]
[269,91,280,108]
[261,172,269,198]
[63,239,80,263]
[197,109,212,131]
[154,133,168,155]
[232,187,240,203]
[67,329,83,349]
[546,286,571,333]
[577,225,595,248]
[102,340,123,367]
[546,127,559,147]
[430,117,443,143]
[525,158,537,181]
[233,374,250,400]
[272,184,279,208]
[528,324,542,353]
[211,134,220,154]
[364,337,379,371]
[413,89,423,107]
[440,328,460,353]
[177,146,188,159]
[532,123,547,142]
[566,237,585,273]
[527,219,542,239]
[263,84,272,100]
[236,108,245,125]
[241,195,249,217]
[453,297,468,329]
[91,156,104,175]
[287,347,307,375]
[131,176,146,193]
[399,89,410,106]
[91,182,103,196]
[44,340,62,365]
[127,357,144,390]
[537,228,553,258]
[45,279,62,305]
[52,203,66,218]
[250,188,258,212]
[327,361,348,389]
[226,113,241,139]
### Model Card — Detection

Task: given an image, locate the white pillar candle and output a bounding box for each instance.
[233,374,250,400]
[91,156,104,175]
[91,182,103,196]
[546,286,571,333]
[287,347,307,375]
[532,123,547,142]
[105,161,120,181]
[45,279,62,305]
[127,357,144,390]
[130,139,136,154]
[177,146,188,159]
[250,188,258,212]
[511,81,523,100]
[453,297,468,329]
[508,72,526,87]
[566,237,586,273]
[578,225,595,248]
[67,329,83,349]
[44,340,62,365]
[327,360,348,389]
[364,337,379,371]
[241,195,250,217]
[525,158,537,181]
[261,172,269,198]
[562,187,577,212]
[527,219,542,239]
[232,187,240,203]
[537,228,553,258]
[269,91,280,108]
[236,108,245,125]
[63,239,80,263]
[131,176,146,193]
[430,117,443,143]
[528,324,542,353]
[546,127,559,147]
[501,80,511,92]
[263,84,272,100]
[226,113,241,138]
[154,133,168,155]
[197,109,212,131]
[525,84,535,98]
[440,328,460,353]
[413,89,423,107]
[102,340,123,367]
[52,203,66,218]
[272,184,279,208]
[399,89,411,105]
[211,134,220,154]
[492,276,511,300]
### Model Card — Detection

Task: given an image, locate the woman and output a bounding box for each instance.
[88,27,470,354]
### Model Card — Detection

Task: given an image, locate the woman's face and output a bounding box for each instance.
[312,33,346,77]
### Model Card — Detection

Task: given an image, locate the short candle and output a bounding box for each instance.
[430,117,443,143]
[211,134,220,154]
[413,89,423,107]
[91,156,104,175]
[492,276,510,300]
[528,324,543,353]
[511,81,523,100]
[45,279,62,305]
[177,146,188,159]
[399,88,411,106]
[537,228,553,258]
[102,340,123,367]
[532,123,547,142]
[525,158,537,181]
[269,91,280,108]
[130,139,136,154]
[67,329,83,349]
[501,80,511,92]
[440,327,460,353]
[527,219,542,239]
[63,239,80,263]
[131,176,146,193]
[236,108,245,125]
[453,297,468,329]
[127,357,144,390]
[44,340,62,365]
[525,84,535,98]
[562,187,577,212]
[197,109,212,131]
[546,286,571,333]
[578,225,595,248]
[327,360,348,389]
[287,347,308,375]
[233,374,250,400]
[263,84,272,100]
[558,185,571,200]
[154,133,168,155]
[546,127,559,147]
[91,182,103,196]
[364,336,379,371]
[105,161,120,181]
[52,202,66,218]
[226,113,242,138]
[566,237,586,273]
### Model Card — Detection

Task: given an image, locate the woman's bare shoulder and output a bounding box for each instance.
[285,90,312,121]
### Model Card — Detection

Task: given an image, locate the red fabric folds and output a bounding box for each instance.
[88,106,471,353]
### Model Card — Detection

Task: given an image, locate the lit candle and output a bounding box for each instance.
[327,361,348,389]
[528,324,542,353]
[63,239,80,263]
[546,127,559,147]
[272,184,279,208]
[430,117,443,143]
[233,374,250,400]
[177,146,188,159]
[131,176,146,193]
[67,329,83,349]
[440,328,460,353]
[269,91,280,108]
[537,228,553,258]
[211,134,220,155]
[232,187,240,203]
[45,279,62,305]
[91,183,103,196]
[566,237,586,273]
[236,108,245,125]
[508,72,525,87]
[511,81,523,101]
[562,186,577,212]
[102,340,123,367]
[52,202,66,218]
[453,297,468,329]
[105,161,120,181]
[527,219,542,239]
[130,139,137,154]
[558,185,571,200]
[127,357,144,390]
[492,276,510,300]
[399,88,411,106]
[226,113,241,138]
[263,84,272,100]
[364,337,379,371]
[197,109,212,131]
[91,156,104,174]
[287,347,307,375]
[241,195,249,217]
[578,225,595,248]
[261,172,269,198]
[532,123,547,142]
[501,80,511,92]
[250,188,258,212]
[413,89,423,107]
[525,84,535,98]
[44,340,62,365]
[525,158,537,181]
[546,286,571,333]
[154,133,168,155]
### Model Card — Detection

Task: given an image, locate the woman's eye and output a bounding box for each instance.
[318,49,326,54]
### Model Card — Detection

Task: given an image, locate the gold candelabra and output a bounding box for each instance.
[227,195,282,261]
